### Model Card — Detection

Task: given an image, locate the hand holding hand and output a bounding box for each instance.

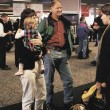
[30,39,42,46]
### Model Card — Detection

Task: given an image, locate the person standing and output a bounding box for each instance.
[0,13,12,70]
[95,4,110,110]
[91,9,106,66]
[37,1,74,110]
[77,16,89,59]
[15,8,46,110]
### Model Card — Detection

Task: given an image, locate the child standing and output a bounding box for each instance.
[15,17,44,76]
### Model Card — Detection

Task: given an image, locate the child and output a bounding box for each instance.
[15,17,44,76]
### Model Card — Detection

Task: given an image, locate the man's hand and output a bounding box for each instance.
[93,22,100,30]
[7,31,12,35]
[30,39,42,46]
[96,82,101,89]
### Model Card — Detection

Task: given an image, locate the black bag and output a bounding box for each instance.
[87,91,106,110]
[93,94,106,110]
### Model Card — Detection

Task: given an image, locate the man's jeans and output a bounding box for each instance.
[78,39,88,58]
[43,49,73,104]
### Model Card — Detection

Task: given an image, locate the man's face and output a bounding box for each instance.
[2,16,8,23]
[96,9,102,16]
[51,1,62,17]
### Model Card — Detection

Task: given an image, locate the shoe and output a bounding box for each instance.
[94,43,98,47]
[1,66,11,70]
[88,49,92,53]
[64,102,73,110]
[78,56,89,59]
[0,65,8,68]
[5,65,9,68]
[46,103,55,110]
[91,61,96,66]
[83,56,89,59]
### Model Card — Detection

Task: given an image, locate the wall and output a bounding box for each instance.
[60,0,81,14]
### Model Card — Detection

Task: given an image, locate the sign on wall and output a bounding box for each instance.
[13,3,43,21]
[13,3,25,16]
[81,5,89,16]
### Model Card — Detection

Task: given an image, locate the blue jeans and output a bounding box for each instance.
[43,49,73,104]
[78,39,88,58]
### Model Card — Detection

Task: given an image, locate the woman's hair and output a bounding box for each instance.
[20,8,36,29]
[50,0,61,7]
[24,17,37,29]
[101,4,110,15]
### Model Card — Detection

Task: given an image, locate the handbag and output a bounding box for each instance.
[93,93,106,110]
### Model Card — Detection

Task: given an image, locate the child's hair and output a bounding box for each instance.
[24,17,37,29]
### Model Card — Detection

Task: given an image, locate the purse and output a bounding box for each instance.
[93,93,106,110]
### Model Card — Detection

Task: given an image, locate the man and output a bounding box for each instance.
[91,9,106,66]
[0,13,12,70]
[77,16,89,59]
[37,1,74,110]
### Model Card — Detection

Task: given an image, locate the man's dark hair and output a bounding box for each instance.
[1,13,8,18]
[20,8,36,28]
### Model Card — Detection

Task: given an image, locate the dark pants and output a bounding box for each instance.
[0,37,6,68]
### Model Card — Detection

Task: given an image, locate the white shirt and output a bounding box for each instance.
[0,23,7,37]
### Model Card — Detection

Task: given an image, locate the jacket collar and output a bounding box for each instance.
[47,12,71,28]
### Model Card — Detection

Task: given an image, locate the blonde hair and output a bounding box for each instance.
[24,17,37,29]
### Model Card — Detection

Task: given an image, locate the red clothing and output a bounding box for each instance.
[47,20,65,47]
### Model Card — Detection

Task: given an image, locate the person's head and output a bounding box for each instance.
[101,4,110,25]
[1,13,9,23]
[20,8,36,28]
[50,0,62,18]
[96,8,102,16]
[24,17,37,29]
[80,16,85,23]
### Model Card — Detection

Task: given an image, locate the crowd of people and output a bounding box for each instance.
[0,0,110,110]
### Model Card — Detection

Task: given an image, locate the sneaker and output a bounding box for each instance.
[1,66,11,70]
[91,61,96,66]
